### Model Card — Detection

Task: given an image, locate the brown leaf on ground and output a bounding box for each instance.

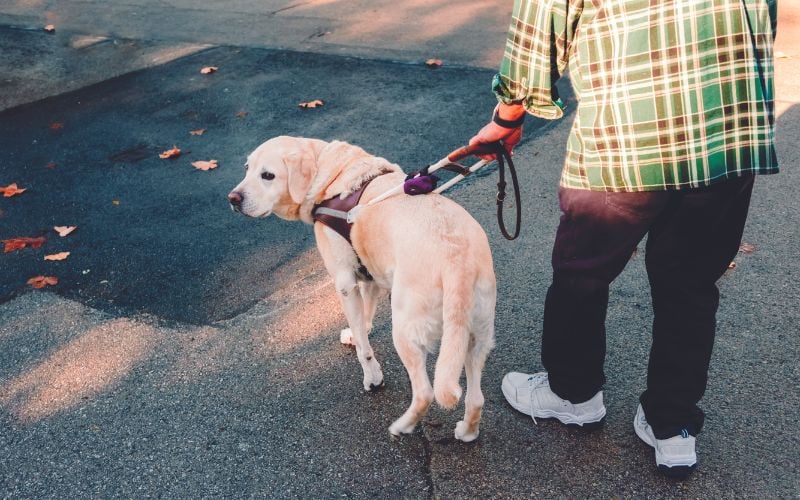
[728,261,737,269]
[189,128,206,136]
[192,160,219,171]
[44,251,70,261]
[2,236,47,253]
[44,24,55,33]
[27,276,58,288]
[159,146,181,159]
[0,183,26,198]
[200,66,218,74]
[49,122,64,131]
[235,111,249,118]
[425,58,443,68]
[45,162,58,170]
[739,242,756,254]
[54,226,77,237]
[298,99,324,109]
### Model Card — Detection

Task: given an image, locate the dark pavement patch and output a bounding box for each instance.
[0,45,536,324]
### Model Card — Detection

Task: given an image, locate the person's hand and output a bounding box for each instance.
[468,102,525,160]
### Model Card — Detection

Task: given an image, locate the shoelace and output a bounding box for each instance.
[527,373,550,424]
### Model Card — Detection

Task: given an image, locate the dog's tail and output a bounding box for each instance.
[433,273,473,409]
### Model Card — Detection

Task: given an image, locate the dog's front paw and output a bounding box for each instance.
[454,420,479,443]
[362,364,384,392]
[389,418,416,437]
[340,328,355,346]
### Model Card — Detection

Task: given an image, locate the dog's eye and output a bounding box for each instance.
[261,172,275,181]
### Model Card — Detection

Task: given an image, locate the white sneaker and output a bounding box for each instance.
[634,404,697,477]
[501,372,606,427]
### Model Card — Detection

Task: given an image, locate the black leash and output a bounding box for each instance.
[489,142,521,240]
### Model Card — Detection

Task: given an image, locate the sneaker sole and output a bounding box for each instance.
[657,463,696,479]
[501,382,606,428]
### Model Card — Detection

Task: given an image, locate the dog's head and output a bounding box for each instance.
[228,136,325,220]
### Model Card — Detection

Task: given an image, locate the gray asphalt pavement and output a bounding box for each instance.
[1,2,798,498]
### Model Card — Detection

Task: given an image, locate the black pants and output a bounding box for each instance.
[542,176,755,439]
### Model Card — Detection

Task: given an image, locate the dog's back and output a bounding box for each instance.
[352,174,496,412]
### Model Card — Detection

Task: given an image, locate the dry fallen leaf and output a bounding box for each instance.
[728,261,737,270]
[0,183,26,198]
[159,145,181,159]
[27,276,58,288]
[112,199,120,205]
[44,24,55,33]
[298,99,325,109]
[425,58,443,68]
[44,251,70,261]
[45,161,58,170]
[739,242,756,254]
[192,159,219,171]
[49,122,64,131]
[54,226,77,237]
[200,66,218,74]
[189,128,206,136]
[2,236,46,253]
[235,111,249,118]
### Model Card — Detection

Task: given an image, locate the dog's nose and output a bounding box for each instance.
[228,191,243,206]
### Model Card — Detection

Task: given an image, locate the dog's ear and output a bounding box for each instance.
[284,147,316,204]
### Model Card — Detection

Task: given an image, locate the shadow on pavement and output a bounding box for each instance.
[0,45,516,324]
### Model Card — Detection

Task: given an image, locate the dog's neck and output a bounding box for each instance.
[297,141,402,224]
[298,167,342,224]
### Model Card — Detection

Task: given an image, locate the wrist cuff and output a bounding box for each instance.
[492,109,525,129]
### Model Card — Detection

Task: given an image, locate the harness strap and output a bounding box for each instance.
[313,206,349,220]
[312,175,385,281]
[312,176,381,244]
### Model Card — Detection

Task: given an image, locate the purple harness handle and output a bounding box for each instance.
[403,173,439,195]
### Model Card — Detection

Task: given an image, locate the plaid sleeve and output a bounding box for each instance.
[493,0,583,119]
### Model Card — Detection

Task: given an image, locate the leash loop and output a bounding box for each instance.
[485,142,521,241]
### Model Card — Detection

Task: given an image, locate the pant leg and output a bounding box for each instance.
[641,176,755,439]
[543,187,670,403]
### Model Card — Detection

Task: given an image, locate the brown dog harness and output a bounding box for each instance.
[312,176,379,244]
[312,175,383,280]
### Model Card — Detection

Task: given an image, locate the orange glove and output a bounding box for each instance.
[469,103,525,160]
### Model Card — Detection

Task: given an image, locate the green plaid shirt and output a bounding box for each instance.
[493,0,779,191]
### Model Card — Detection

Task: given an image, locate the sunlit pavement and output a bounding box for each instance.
[1,2,798,497]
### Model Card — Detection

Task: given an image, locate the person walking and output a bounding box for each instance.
[470,0,778,477]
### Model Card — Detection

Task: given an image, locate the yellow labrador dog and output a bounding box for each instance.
[228,136,495,441]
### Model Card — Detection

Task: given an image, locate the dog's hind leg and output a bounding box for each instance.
[388,330,433,436]
[388,294,434,436]
[455,283,495,442]
[454,339,491,442]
